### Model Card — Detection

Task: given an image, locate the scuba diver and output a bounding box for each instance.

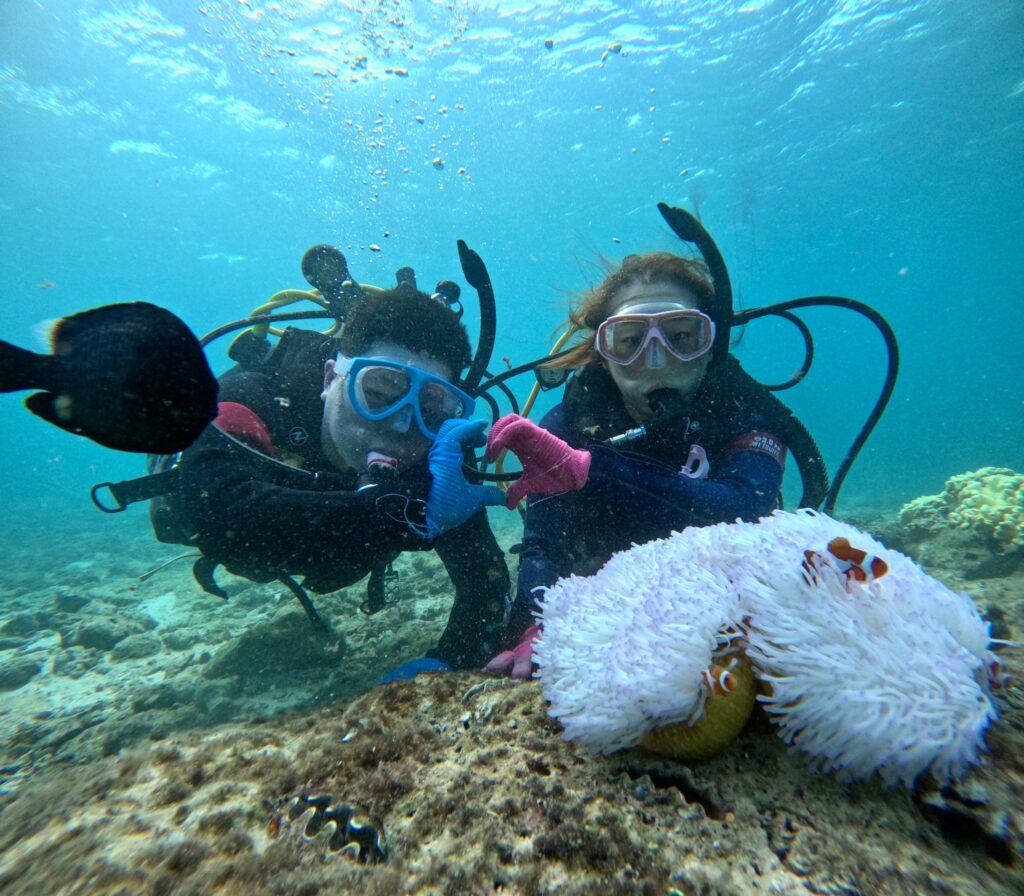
[175,283,510,679]
[94,244,511,681]
[482,204,897,678]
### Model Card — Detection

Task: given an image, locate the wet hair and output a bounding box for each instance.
[548,252,716,370]
[337,284,472,379]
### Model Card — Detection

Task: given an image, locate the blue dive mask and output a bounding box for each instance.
[342,356,475,440]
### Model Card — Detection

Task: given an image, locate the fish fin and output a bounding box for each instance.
[48,302,145,350]
[25,389,159,452]
[0,340,52,392]
[24,390,80,432]
[827,536,868,565]
[845,565,868,583]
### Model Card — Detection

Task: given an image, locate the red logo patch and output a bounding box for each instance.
[727,431,786,466]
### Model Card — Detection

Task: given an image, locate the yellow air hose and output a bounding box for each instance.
[227,283,389,357]
[495,326,576,506]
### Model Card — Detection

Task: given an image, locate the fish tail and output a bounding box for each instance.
[0,340,52,392]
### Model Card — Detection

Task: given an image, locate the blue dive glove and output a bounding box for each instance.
[424,418,505,539]
[379,656,452,684]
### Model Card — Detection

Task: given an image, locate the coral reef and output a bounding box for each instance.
[897,468,1024,575]
[0,501,1020,895]
[0,672,1021,896]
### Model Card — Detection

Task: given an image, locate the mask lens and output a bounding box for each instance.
[348,358,474,439]
[601,319,648,363]
[355,365,411,414]
[661,314,710,357]
[418,381,464,434]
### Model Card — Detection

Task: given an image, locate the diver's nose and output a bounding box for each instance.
[388,404,414,433]
[645,338,667,369]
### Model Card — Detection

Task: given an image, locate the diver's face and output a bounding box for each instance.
[321,341,454,473]
[603,281,713,424]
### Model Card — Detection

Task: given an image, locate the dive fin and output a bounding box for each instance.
[193,555,229,599]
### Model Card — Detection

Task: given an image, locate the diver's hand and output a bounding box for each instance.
[485,414,591,508]
[484,624,541,679]
[424,418,505,538]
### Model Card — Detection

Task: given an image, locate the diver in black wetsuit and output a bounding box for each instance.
[176,285,510,677]
[485,252,788,677]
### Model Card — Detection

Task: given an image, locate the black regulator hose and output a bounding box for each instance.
[657,203,733,372]
[757,310,815,391]
[734,296,900,515]
[457,239,497,392]
[200,310,338,348]
[656,201,830,510]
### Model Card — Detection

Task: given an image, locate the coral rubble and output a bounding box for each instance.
[0,672,1021,895]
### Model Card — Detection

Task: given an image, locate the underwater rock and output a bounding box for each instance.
[63,616,147,652]
[111,631,163,660]
[0,673,1020,895]
[52,591,91,614]
[163,627,204,651]
[203,611,346,680]
[0,657,42,691]
[131,681,194,713]
[0,611,54,637]
[52,645,100,679]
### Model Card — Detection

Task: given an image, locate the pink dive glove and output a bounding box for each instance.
[484,624,542,679]
[486,414,591,508]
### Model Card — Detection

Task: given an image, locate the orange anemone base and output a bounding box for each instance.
[639,656,757,761]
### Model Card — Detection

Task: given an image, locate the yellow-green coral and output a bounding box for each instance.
[900,467,1024,554]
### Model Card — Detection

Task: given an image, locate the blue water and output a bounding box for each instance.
[2,0,1022,524]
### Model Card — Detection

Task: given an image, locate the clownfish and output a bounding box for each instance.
[703,659,739,697]
[988,658,1010,691]
[802,536,889,586]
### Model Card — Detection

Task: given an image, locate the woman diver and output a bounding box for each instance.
[485,251,791,677]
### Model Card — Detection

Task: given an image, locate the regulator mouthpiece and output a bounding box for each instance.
[365,451,399,478]
[648,388,686,420]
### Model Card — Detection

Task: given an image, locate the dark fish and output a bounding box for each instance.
[0,301,218,453]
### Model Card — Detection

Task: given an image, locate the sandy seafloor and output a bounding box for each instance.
[0,481,1021,895]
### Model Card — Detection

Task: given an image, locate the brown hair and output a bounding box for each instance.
[548,252,716,370]
[337,284,472,378]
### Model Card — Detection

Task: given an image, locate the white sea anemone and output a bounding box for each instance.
[534,536,742,754]
[535,509,1000,788]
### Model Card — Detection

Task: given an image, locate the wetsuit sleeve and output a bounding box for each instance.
[507,489,576,640]
[177,373,425,590]
[428,509,511,669]
[582,438,783,529]
[503,404,585,640]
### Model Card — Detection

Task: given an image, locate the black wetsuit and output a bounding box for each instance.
[176,329,510,669]
[508,360,787,640]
